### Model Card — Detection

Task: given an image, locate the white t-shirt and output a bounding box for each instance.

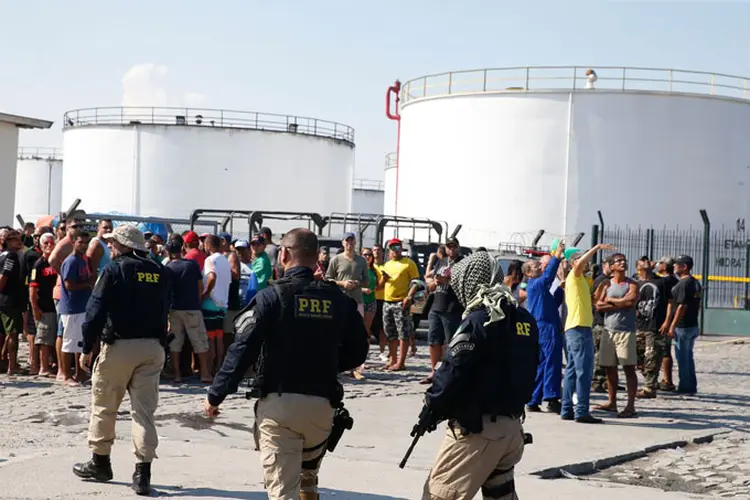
[203,253,232,309]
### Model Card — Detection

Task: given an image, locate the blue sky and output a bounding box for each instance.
[1,0,749,181]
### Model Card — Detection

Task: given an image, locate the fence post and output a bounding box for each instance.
[647,228,655,261]
[699,209,710,335]
[745,243,750,310]
[597,210,605,265]
[590,225,599,264]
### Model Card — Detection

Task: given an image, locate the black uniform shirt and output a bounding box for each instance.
[81,252,171,353]
[207,266,368,407]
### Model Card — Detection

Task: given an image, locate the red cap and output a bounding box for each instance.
[184,231,199,244]
[386,238,402,248]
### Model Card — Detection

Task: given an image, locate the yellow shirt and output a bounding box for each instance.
[374,264,385,301]
[383,257,420,302]
[564,272,594,331]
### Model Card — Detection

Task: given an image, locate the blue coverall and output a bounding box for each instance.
[526,256,565,405]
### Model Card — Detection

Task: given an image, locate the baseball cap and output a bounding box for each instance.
[446,237,460,247]
[251,234,265,245]
[234,239,250,249]
[675,255,694,268]
[102,224,147,252]
[184,231,199,245]
[343,232,356,241]
[260,227,272,238]
[200,233,211,239]
[218,231,232,242]
[387,238,402,248]
[320,245,329,253]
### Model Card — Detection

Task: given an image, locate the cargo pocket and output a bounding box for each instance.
[260,451,279,490]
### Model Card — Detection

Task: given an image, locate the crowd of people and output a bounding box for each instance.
[0,220,704,425]
[0,219,280,384]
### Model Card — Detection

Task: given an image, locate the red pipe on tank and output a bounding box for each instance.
[386,80,401,216]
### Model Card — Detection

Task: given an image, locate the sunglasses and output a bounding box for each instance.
[389,245,401,250]
[69,224,79,229]
[363,253,373,257]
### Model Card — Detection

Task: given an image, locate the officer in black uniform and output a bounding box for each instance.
[204,227,369,500]
[72,224,172,497]
[417,251,539,500]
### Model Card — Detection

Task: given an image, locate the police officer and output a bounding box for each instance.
[204,228,369,500]
[72,224,172,496]
[418,251,539,500]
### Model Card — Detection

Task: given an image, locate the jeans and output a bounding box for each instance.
[674,326,699,393]
[561,327,594,419]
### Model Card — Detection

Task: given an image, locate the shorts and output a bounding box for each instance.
[427,309,462,346]
[202,308,226,340]
[55,300,64,338]
[34,312,58,346]
[169,310,209,353]
[363,301,377,314]
[357,303,364,317]
[599,329,637,367]
[383,300,412,341]
[0,308,24,334]
[60,313,85,354]
[223,309,239,334]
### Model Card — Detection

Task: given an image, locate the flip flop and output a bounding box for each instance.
[419,377,434,385]
[352,371,366,381]
[617,409,638,418]
[594,404,618,413]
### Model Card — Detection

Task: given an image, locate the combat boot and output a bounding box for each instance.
[72,453,113,481]
[132,462,151,496]
[300,492,319,500]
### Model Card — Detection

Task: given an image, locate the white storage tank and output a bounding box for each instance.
[392,66,750,248]
[14,147,63,222]
[61,107,355,219]
[383,153,397,216]
[350,179,384,215]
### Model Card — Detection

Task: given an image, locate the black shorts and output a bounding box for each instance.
[370,299,384,337]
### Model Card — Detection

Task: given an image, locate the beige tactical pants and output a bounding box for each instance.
[88,338,165,462]
[423,415,525,500]
[256,393,334,500]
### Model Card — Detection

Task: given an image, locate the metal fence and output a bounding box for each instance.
[62,107,355,145]
[400,66,750,105]
[81,213,220,241]
[596,210,750,310]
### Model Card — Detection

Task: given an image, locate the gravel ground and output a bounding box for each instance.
[1,334,748,499]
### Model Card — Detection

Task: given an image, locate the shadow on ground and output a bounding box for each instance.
[156,485,408,499]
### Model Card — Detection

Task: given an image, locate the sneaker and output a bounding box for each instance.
[526,404,542,412]
[378,353,389,363]
[544,400,562,414]
[636,389,656,399]
[561,413,574,421]
[576,414,603,424]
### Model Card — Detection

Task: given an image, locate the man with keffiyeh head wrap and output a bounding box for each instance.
[417,251,539,500]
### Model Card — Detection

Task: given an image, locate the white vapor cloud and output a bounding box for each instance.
[121,63,208,108]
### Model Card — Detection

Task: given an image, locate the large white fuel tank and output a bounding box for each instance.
[392,66,750,248]
[14,147,63,222]
[61,108,355,219]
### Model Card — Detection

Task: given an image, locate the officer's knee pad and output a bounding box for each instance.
[301,476,318,492]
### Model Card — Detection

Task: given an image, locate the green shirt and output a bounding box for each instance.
[363,268,377,305]
[251,252,272,291]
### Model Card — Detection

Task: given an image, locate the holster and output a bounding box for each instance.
[326,404,353,452]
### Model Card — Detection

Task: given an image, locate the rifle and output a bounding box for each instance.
[399,405,439,469]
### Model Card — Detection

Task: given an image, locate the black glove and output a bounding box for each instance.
[411,405,439,437]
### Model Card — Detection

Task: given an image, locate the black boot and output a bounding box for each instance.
[72,453,113,481]
[132,462,151,496]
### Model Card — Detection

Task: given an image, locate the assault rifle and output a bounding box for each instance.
[399,405,440,469]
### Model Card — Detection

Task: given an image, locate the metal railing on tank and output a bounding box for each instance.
[400,66,750,104]
[352,179,384,191]
[17,147,62,160]
[62,107,355,144]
